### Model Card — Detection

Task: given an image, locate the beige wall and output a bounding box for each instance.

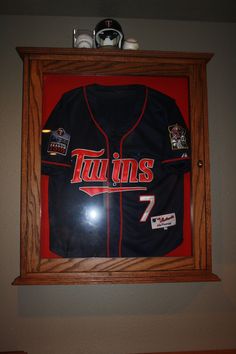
[0,15,236,354]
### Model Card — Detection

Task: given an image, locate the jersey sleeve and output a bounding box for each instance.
[161,98,191,174]
[41,95,72,175]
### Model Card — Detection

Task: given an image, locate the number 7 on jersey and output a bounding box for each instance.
[139,195,155,222]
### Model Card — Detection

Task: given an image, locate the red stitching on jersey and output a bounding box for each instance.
[161,157,190,164]
[84,85,148,257]
[83,86,111,257]
[42,160,71,168]
[118,87,148,257]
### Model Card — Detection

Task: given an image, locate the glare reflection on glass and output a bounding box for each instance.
[85,206,101,226]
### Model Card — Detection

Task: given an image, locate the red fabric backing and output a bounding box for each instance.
[41,74,191,258]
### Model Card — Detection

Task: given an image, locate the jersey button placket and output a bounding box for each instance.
[108,140,121,257]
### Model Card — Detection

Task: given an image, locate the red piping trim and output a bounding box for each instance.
[83,86,111,257]
[118,87,148,257]
[161,157,190,164]
[42,160,71,168]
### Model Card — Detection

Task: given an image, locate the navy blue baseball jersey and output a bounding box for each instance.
[41,84,191,257]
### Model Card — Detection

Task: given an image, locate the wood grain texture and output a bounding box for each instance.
[20,55,30,276]
[16,47,213,62]
[189,64,207,270]
[25,60,42,272]
[39,257,194,273]
[13,270,219,285]
[14,47,219,285]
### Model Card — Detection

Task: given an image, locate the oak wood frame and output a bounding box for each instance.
[13,47,220,285]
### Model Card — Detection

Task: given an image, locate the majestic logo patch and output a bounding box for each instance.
[47,128,70,156]
[168,124,188,150]
[151,213,176,230]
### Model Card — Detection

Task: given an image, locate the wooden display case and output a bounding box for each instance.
[13,47,220,285]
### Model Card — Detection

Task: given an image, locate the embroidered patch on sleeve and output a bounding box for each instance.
[47,128,70,156]
[168,124,188,150]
